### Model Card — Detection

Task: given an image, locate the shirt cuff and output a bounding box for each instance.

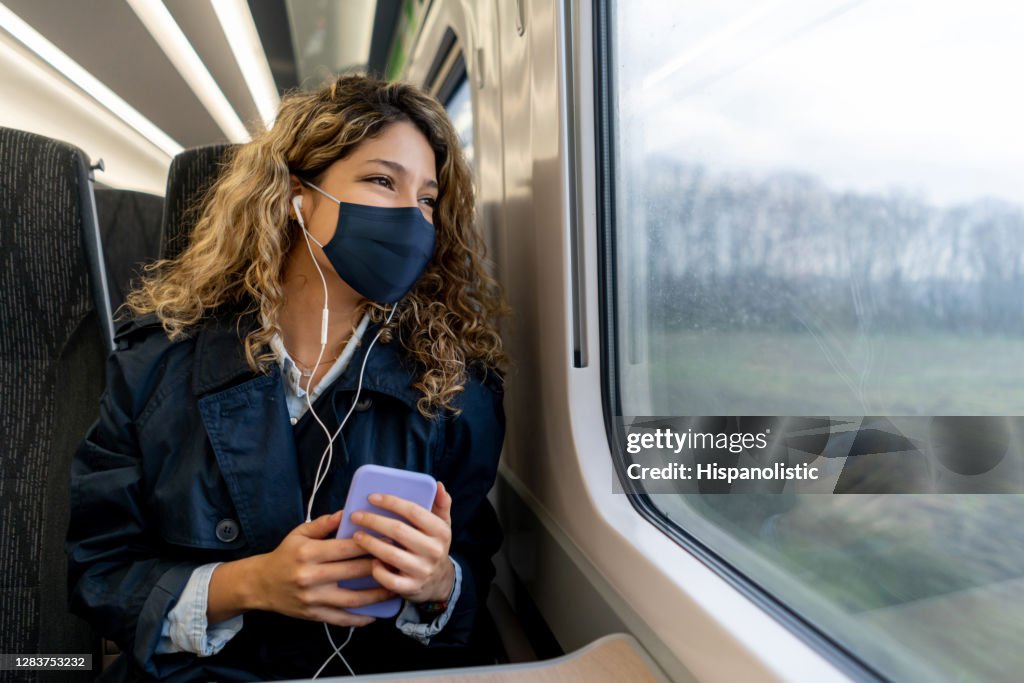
[394,557,462,645]
[154,562,244,656]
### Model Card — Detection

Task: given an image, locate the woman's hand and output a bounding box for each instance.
[219,510,396,627]
[350,482,455,604]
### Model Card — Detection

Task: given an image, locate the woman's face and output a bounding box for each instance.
[294,120,439,249]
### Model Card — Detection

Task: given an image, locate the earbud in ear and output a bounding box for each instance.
[291,195,304,226]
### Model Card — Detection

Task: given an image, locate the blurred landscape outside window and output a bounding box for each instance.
[609,1,1024,680]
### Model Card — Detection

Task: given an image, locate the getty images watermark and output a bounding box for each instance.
[612,416,1024,494]
[625,425,819,483]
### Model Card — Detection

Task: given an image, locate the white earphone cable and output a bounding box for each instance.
[296,196,337,524]
[312,624,355,679]
[292,194,398,678]
[308,303,396,518]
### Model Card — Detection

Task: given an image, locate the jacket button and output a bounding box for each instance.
[354,397,373,412]
[215,518,240,543]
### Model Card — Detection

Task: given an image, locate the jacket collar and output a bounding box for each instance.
[192,311,258,395]
[192,309,424,411]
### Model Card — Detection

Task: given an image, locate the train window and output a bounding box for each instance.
[441,60,473,169]
[601,1,1024,681]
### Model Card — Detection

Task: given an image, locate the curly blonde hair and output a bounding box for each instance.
[126,74,507,416]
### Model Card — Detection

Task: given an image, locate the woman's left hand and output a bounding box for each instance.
[350,482,455,604]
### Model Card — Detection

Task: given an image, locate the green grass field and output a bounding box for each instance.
[655,493,1024,682]
[630,329,1024,415]
[622,329,1024,680]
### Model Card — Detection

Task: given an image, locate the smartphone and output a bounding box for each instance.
[335,464,438,617]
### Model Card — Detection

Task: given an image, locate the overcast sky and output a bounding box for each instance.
[616,0,1024,207]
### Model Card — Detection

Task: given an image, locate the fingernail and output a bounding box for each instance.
[351,512,363,523]
[368,494,382,504]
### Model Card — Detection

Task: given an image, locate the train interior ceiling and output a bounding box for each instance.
[5,0,1024,682]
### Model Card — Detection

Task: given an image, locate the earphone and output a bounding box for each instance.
[292,192,398,678]
[293,194,335,518]
[293,195,331,352]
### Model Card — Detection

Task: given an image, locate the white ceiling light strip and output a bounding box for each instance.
[126,0,250,142]
[210,0,280,128]
[0,1,183,158]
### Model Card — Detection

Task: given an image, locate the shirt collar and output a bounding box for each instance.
[192,309,425,412]
[270,313,370,399]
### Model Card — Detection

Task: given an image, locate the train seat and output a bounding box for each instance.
[0,126,108,680]
[93,188,163,318]
[159,143,235,261]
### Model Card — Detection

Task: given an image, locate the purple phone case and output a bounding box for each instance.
[335,464,437,617]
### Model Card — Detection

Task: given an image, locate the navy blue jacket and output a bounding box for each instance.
[66,310,505,681]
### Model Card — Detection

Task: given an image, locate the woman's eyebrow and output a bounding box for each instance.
[364,158,438,190]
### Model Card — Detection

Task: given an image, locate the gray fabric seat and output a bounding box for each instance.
[160,144,235,261]
[0,127,105,680]
[94,189,163,317]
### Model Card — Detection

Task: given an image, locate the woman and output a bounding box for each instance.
[66,74,507,681]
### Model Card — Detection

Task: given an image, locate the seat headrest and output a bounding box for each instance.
[94,188,163,314]
[160,144,236,261]
[0,126,114,354]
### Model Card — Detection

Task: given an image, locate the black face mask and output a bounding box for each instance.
[300,179,436,303]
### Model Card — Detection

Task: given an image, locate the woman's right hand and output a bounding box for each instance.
[212,510,395,627]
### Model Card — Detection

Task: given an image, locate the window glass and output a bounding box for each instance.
[608,1,1024,680]
[444,74,473,170]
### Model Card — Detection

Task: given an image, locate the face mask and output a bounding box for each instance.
[298,179,436,303]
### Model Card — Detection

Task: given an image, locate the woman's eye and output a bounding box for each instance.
[368,176,393,188]
[420,197,437,208]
